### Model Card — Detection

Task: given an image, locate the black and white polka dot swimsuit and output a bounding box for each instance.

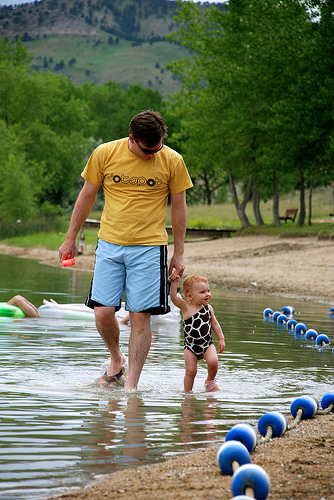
[183,304,213,360]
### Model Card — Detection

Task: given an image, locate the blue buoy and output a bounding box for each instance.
[295,322,307,335]
[263,308,273,318]
[316,334,330,346]
[231,464,270,500]
[305,329,318,340]
[321,392,334,412]
[286,319,298,330]
[216,440,251,475]
[272,311,282,322]
[290,395,319,420]
[225,423,258,452]
[281,305,295,316]
[329,306,334,316]
[277,314,288,325]
[258,411,288,438]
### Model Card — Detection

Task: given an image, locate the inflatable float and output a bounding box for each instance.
[38,300,180,324]
[0,302,26,319]
[0,298,180,323]
[38,301,96,321]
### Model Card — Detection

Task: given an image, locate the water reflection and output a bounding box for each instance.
[85,396,149,470]
[179,395,220,451]
[0,255,333,499]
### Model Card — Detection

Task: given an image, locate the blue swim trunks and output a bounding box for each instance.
[86,239,170,314]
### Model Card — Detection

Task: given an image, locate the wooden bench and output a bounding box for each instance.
[279,208,298,223]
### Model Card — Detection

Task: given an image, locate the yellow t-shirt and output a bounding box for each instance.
[82,138,193,246]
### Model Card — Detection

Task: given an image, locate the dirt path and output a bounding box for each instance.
[1,234,334,499]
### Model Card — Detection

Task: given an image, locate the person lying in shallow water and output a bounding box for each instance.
[7,295,40,318]
[6,296,129,321]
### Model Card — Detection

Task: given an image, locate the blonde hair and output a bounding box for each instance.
[183,275,209,296]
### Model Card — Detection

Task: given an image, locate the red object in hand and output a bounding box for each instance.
[62,258,75,267]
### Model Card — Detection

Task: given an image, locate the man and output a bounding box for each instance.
[59,110,193,392]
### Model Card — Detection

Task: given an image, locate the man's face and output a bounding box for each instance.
[129,134,164,161]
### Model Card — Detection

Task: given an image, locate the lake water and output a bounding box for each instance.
[0,254,333,499]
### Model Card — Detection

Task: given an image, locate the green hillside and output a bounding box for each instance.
[26,35,188,96]
[0,0,219,95]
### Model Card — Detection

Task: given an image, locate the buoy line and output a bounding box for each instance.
[263,305,331,349]
[214,303,333,498]
[217,391,334,499]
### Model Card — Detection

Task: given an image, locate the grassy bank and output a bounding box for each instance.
[177,186,334,229]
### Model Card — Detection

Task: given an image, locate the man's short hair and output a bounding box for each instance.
[129,110,168,147]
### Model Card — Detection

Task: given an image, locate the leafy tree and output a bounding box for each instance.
[0,38,43,128]
[167,1,264,219]
[0,119,44,222]
[0,40,93,209]
[81,81,166,143]
[166,90,229,205]
[79,81,127,142]
[267,0,334,226]
[0,153,37,222]
[168,0,334,225]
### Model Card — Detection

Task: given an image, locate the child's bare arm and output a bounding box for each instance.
[209,305,225,353]
[169,275,185,310]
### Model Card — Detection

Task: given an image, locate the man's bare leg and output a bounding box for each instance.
[94,306,126,376]
[125,312,152,392]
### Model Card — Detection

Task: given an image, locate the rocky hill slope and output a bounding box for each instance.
[0,0,179,41]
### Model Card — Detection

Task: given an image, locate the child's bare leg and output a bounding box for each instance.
[204,344,219,381]
[184,349,198,392]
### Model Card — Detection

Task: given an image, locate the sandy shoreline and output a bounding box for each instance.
[1,234,334,499]
[1,233,334,304]
[53,414,334,500]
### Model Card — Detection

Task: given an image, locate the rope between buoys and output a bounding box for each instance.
[245,486,255,498]
[318,403,334,415]
[259,425,273,445]
[231,461,255,498]
[258,401,332,445]
[288,407,303,430]
[232,460,239,474]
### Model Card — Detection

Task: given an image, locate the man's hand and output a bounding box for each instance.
[59,237,76,262]
[168,254,185,280]
[58,180,99,262]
